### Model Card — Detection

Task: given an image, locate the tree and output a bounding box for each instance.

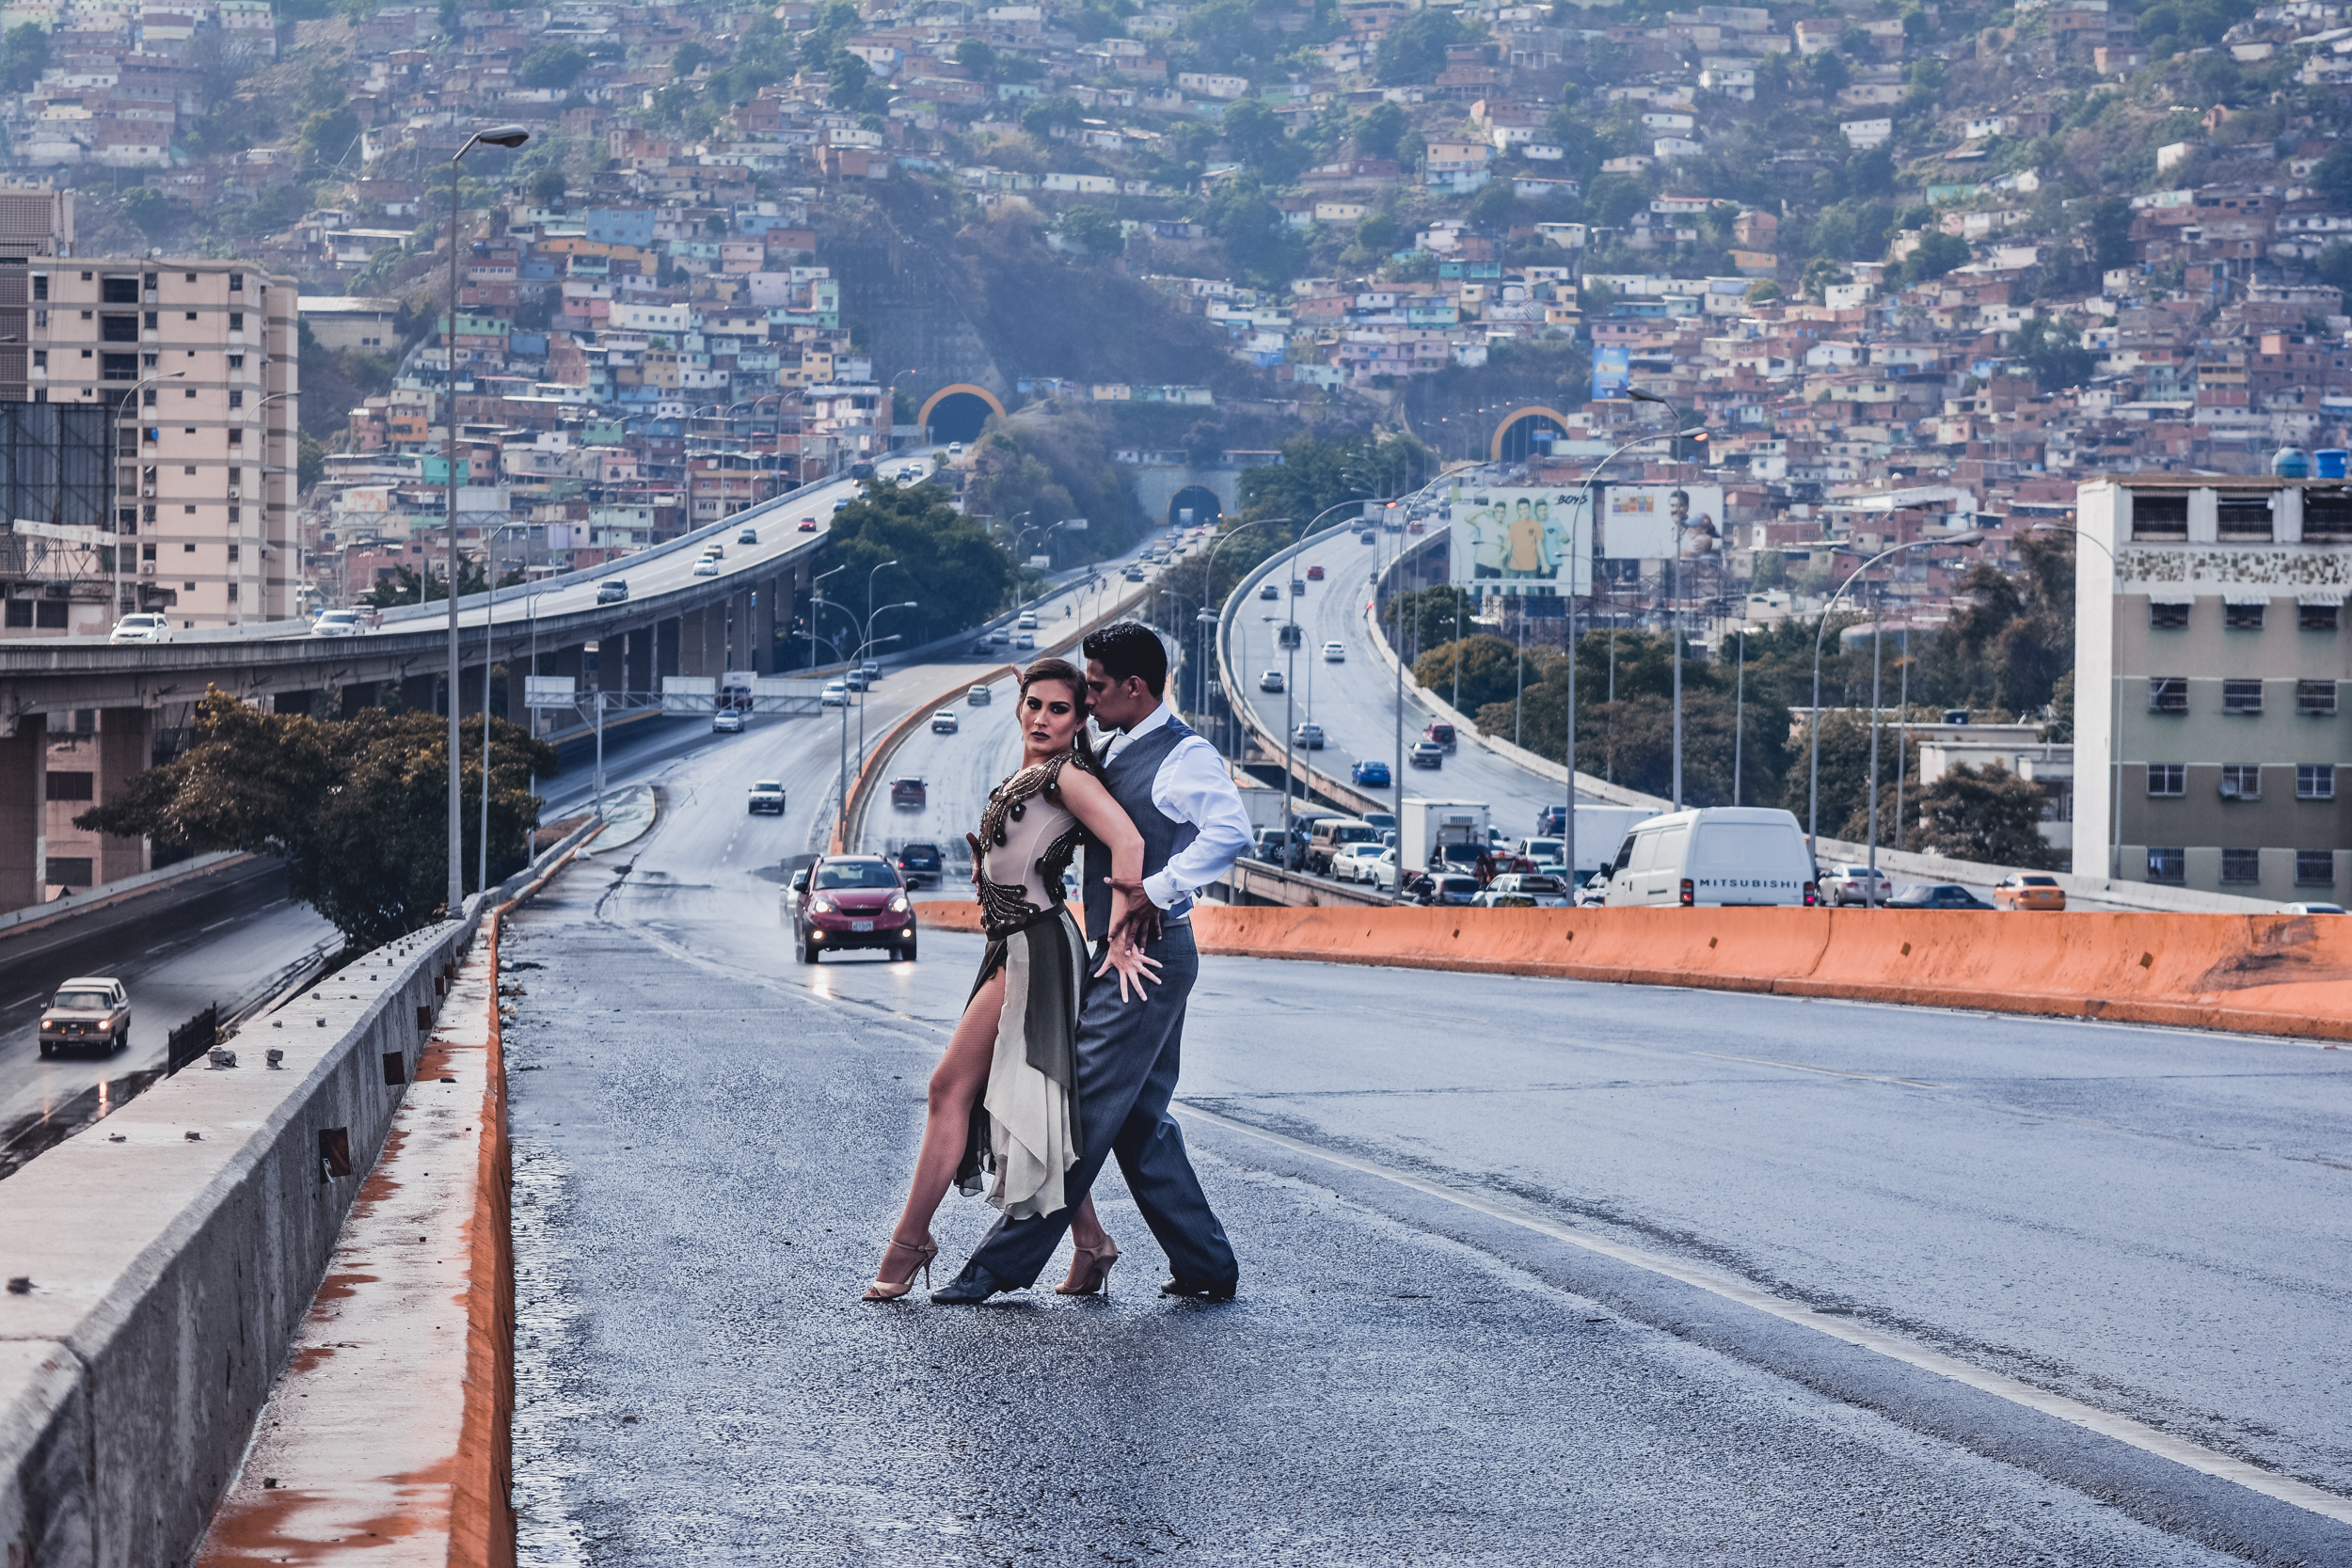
[119,186,173,240]
[1900,230,1972,283]
[76,691,554,949]
[1376,8,1465,84]
[1054,204,1124,257]
[671,40,710,75]
[362,557,517,607]
[1356,100,1408,160]
[531,166,568,210]
[1384,584,1476,652]
[518,43,587,88]
[1909,530,2074,717]
[2010,313,2093,392]
[823,482,1016,648]
[1803,48,1850,93]
[1415,635,1543,713]
[952,37,997,77]
[2085,196,2134,271]
[1236,431,1431,535]
[1221,98,1293,173]
[1915,762,2058,867]
[2,23,46,93]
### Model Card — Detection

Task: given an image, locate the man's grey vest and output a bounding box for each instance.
[1081,717,1199,941]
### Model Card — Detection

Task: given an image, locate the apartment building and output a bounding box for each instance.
[21,257,299,632]
[2074,476,2352,901]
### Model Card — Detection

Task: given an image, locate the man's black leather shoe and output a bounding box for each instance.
[1160,1276,1237,1301]
[931,1263,1016,1305]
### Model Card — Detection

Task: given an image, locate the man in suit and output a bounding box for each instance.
[934,620,1255,1303]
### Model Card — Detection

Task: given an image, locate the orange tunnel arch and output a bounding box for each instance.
[916,384,1009,441]
[1490,405,1573,462]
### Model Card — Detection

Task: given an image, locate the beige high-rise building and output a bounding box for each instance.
[8,257,299,634]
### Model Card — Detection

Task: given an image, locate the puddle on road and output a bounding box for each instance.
[0,1064,166,1180]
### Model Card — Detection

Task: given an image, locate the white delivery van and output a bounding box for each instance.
[1599,807,1818,908]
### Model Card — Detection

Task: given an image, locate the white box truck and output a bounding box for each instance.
[1598,807,1819,908]
[1401,798,1490,875]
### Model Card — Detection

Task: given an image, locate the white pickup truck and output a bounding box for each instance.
[746,780,787,816]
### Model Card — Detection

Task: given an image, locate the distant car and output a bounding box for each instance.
[1260,670,1285,693]
[702,543,724,559]
[1483,873,1570,908]
[820,681,849,706]
[1993,873,2066,911]
[1017,610,1038,630]
[1124,565,1146,582]
[1423,721,1457,752]
[1306,564,1325,580]
[2281,902,2347,914]
[1330,843,1388,883]
[971,639,994,655]
[1359,531,1376,545]
[1014,631,1035,650]
[895,841,945,888]
[967,684,993,706]
[109,611,169,643]
[596,579,629,604]
[1422,874,1480,907]
[844,669,870,691]
[738,527,758,545]
[747,780,787,815]
[1323,641,1345,661]
[1292,722,1325,749]
[860,658,880,679]
[791,855,917,963]
[890,777,927,810]
[1351,758,1392,787]
[711,708,745,733]
[948,442,965,455]
[1406,520,1426,534]
[1536,804,1568,835]
[988,627,1010,646]
[1290,578,1306,595]
[931,709,960,734]
[692,558,722,576]
[1407,740,1444,769]
[832,499,849,512]
[1575,872,1609,908]
[1259,582,1280,601]
[310,608,363,637]
[1888,882,1994,911]
[1820,863,1895,907]
[38,975,129,1058]
[799,516,818,531]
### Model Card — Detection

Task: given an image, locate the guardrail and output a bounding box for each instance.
[1212,533,1389,821]
[0,813,605,1568]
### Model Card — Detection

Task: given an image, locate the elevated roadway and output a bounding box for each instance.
[485,689,2352,1564]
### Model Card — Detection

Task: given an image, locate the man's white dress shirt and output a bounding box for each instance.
[1097,701,1255,915]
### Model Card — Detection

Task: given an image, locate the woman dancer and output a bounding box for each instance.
[864,657,1159,1300]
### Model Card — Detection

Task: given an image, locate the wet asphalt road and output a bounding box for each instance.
[500,708,2352,1566]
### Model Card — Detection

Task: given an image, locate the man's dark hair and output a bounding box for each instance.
[1083,619,1168,696]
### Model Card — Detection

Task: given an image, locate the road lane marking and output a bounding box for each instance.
[199,918,236,933]
[1176,1101,2352,1528]
[6,995,40,1008]
[1696,1050,1939,1088]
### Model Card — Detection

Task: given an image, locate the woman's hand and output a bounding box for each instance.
[1094,935,1163,1003]
[965,832,984,889]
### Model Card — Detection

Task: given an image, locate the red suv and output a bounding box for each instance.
[1423,721,1457,751]
[790,855,917,962]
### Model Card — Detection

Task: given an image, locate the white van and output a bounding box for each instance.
[1599,807,1818,908]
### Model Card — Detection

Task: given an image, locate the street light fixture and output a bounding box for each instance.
[445,122,528,915]
[1806,532,1984,874]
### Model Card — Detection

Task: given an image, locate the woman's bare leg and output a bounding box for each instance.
[882,970,1004,1256]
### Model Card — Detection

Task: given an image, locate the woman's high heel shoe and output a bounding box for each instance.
[863,1235,938,1301]
[1055,1239,1120,1296]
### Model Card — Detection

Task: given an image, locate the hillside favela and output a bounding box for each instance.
[1,0,2350,1559]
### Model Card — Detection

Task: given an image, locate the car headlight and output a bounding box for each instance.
[888,894,909,912]
[810,895,835,913]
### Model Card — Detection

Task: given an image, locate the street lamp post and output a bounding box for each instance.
[808,562,845,673]
[1806,532,1984,859]
[1198,516,1291,757]
[444,122,529,915]
[842,627,905,848]
[859,597,917,765]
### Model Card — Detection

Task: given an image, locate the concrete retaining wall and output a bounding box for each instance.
[914,899,2352,1042]
[0,911,478,1567]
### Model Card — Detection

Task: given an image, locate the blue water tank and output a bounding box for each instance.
[2316,449,2349,480]
[2272,446,2312,478]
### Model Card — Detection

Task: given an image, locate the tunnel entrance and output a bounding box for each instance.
[1492,406,1570,463]
[917,384,1006,444]
[1168,484,1223,530]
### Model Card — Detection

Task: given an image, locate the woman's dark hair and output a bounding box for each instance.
[1082,619,1168,696]
[1020,656,1097,768]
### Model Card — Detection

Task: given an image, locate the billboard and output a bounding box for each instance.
[1591,344,1630,401]
[1597,483,1724,564]
[1447,485,1593,596]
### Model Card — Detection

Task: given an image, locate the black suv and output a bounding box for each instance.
[895,842,944,888]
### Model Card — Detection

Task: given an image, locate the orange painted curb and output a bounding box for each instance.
[913,898,2352,1044]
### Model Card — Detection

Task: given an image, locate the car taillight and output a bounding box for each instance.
[1804,881,1819,907]
[1678,879,1693,907]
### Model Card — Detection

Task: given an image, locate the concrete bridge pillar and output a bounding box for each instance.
[679,606,711,677]
[625,624,655,696]
[95,707,150,885]
[0,714,49,914]
[658,617,681,682]
[750,578,777,675]
[339,682,379,718]
[729,589,754,671]
[399,673,439,716]
[274,689,324,718]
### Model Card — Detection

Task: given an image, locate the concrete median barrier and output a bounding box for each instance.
[912,898,2352,1043]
